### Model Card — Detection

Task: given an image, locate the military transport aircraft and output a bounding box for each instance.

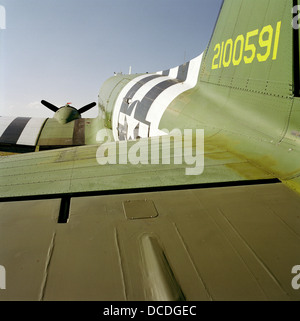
[0,0,300,300]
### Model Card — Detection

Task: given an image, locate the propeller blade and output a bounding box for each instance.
[78,102,96,114]
[41,100,59,112]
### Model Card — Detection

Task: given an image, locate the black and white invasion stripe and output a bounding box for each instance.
[0,117,46,146]
[112,53,203,141]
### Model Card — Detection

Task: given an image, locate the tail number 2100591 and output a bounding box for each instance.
[211,21,281,70]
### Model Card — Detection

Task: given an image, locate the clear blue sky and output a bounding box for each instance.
[0,0,223,118]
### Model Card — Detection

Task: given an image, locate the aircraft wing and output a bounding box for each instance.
[1,0,300,301]
[0,134,275,199]
[0,137,299,301]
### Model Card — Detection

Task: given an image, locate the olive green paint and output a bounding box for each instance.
[1,0,300,302]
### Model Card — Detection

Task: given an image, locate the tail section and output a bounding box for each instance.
[99,0,297,145]
[200,0,292,98]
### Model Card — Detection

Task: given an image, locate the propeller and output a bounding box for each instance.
[41,100,59,113]
[41,100,96,115]
[78,102,97,114]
